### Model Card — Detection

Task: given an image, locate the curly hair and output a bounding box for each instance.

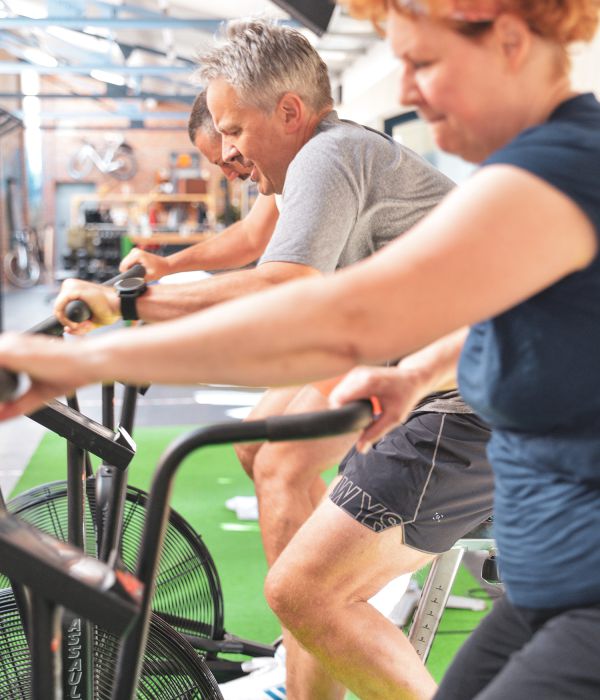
[341,0,600,43]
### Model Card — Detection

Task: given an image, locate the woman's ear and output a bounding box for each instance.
[493,13,532,69]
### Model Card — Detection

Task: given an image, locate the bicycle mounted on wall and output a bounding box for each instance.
[68,136,137,181]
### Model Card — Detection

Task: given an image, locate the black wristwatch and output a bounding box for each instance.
[114,277,147,321]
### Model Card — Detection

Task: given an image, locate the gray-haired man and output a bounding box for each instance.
[52,20,491,700]
[120,91,279,281]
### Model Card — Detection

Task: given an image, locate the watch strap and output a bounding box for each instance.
[116,278,147,321]
[120,293,139,321]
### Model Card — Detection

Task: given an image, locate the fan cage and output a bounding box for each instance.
[5,480,224,644]
[0,588,223,699]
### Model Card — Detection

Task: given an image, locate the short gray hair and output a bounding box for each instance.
[194,19,333,114]
[187,90,218,145]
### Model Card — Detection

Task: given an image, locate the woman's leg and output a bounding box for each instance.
[435,595,531,700]
[464,600,600,700]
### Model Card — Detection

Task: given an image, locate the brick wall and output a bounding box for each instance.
[42,127,224,227]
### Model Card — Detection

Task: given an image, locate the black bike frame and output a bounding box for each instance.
[112,400,374,700]
[4,265,144,698]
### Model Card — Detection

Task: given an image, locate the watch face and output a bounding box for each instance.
[117,277,145,292]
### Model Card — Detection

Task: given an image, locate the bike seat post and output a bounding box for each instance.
[408,533,496,662]
[408,548,465,662]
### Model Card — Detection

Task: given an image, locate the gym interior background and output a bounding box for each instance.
[1,1,600,696]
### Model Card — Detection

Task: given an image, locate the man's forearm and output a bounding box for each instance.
[166,221,264,273]
[159,194,278,274]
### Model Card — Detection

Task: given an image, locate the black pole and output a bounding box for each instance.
[97,384,139,562]
[30,594,61,700]
[102,383,115,430]
[64,397,94,699]
[112,401,373,700]
[111,425,267,700]
[0,482,31,640]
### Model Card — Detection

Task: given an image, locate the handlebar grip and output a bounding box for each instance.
[0,369,19,403]
[26,264,147,337]
[64,300,92,324]
[264,399,374,442]
[103,263,146,286]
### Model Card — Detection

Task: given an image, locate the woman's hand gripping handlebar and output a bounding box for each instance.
[0,265,146,404]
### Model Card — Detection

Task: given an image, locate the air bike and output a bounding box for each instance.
[0,265,281,684]
[0,296,375,697]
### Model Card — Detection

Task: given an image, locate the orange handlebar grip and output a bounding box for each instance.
[370,396,382,415]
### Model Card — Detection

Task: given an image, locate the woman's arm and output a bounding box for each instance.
[328,328,468,451]
[0,165,596,418]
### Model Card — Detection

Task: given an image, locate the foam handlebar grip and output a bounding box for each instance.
[26,263,147,337]
[108,263,146,285]
[264,399,374,442]
[0,369,19,403]
[64,299,92,323]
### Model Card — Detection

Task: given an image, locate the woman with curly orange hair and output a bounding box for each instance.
[330,1,600,698]
[1,1,600,699]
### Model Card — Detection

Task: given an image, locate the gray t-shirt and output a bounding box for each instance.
[259,111,454,272]
[261,111,470,415]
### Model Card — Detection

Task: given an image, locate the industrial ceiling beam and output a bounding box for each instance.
[0,63,191,74]
[0,17,220,29]
[1,17,247,30]
[0,92,195,102]
[17,110,190,120]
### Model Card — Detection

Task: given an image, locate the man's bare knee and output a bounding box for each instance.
[253,442,329,494]
[253,445,292,487]
[265,559,324,635]
[234,386,303,479]
[233,442,261,479]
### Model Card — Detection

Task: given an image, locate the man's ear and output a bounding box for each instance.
[493,13,532,70]
[277,93,304,132]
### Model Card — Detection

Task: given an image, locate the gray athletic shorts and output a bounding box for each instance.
[329,411,493,553]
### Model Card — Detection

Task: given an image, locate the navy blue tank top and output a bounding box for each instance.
[458,94,600,608]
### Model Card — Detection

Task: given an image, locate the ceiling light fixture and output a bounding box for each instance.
[90,69,126,86]
[22,46,59,67]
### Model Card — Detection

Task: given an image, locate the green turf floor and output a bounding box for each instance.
[12,424,493,694]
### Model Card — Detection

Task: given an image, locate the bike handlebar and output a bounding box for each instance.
[0,370,18,403]
[254,398,375,443]
[0,264,146,402]
[28,263,146,336]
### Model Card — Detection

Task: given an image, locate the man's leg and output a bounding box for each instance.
[233,386,304,478]
[227,384,356,698]
[229,385,360,699]
[266,411,493,700]
[266,499,436,700]
[251,384,359,566]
